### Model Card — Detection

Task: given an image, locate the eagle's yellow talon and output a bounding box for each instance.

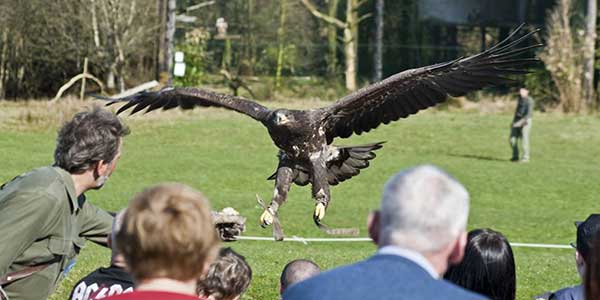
[260,209,274,227]
[314,202,326,222]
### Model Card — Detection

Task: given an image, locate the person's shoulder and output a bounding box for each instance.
[1,166,63,197]
[282,261,363,299]
[436,279,489,300]
[103,291,199,300]
[16,166,60,185]
[283,256,422,299]
[550,284,583,300]
[81,265,133,284]
[69,266,135,300]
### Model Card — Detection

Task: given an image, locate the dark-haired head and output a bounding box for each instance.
[54,107,129,174]
[584,232,600,300]
[444,228,516,300]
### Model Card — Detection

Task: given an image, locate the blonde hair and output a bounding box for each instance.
[117,183,220,281]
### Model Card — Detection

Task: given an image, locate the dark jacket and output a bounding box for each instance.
[69,265,134,300]
[513,96,534,124]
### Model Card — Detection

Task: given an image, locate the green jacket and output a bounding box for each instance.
[0,166,113,300]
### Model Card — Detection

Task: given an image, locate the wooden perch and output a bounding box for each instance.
[110,80,159,99]
[52,73,105,102]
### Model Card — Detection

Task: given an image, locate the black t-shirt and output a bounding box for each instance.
[69,265,134,300]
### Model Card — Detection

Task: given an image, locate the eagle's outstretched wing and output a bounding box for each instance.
[320,25,541,143]
[99,87,271,122]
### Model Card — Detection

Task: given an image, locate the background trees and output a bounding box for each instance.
[2,0,599,113]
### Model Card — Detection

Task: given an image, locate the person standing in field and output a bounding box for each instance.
[509,87,534,162]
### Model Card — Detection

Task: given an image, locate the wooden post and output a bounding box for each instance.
[80,57,88,101]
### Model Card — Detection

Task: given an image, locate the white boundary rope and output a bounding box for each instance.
[236,236,572,249]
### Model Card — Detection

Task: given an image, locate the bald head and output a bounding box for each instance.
[280,259,321,293]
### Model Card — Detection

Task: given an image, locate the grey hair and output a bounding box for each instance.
[54,107,130,174]
[379,165,470,252]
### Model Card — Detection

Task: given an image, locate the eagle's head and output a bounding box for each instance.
[270,110,295,127]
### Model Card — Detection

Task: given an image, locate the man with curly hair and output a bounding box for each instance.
[0,107,129,300]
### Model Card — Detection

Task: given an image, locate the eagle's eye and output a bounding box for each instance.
[275,112,291,125]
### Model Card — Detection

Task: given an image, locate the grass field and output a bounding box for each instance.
[1,100,600,300]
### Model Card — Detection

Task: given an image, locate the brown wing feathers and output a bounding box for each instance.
[100,87,271,122]
[323,25,540,142]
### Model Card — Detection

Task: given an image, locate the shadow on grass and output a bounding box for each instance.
[447,152,508,162]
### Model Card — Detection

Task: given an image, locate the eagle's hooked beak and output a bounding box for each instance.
[276,113,291,125]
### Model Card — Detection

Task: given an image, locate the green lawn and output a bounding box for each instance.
[1,103,599,300]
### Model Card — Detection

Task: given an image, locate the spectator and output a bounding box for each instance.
[283,165,486,300]
[444,228,516,300]
[537,214,600,300]
[0,107,129,300]
[69,210,134,300]
[197,247,252,300]
[584,232,600,300]
[279,259,321,295]
[509,87,534,162]
[103,183,220,300]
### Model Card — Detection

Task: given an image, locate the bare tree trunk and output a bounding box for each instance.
[0,30,7,99]
[583,0,597,107]
[15,35,24,96]
[165,0,176,85]
[244,0,256,75]
[344,0,357,90]
[326,0,339,77]
[275,0,286,89]
[107,66,116,89]
[372,0,383,82]
[156,0,167,81]
[301,0,371,91]
[541,0,583,113]
[90,0,101,48]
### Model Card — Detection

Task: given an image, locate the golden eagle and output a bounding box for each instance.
[101,26,539,240]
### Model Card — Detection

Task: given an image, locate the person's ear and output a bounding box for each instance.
[94,160,109,178]
[448,231,467,265]
[107,234,112,249]
[576,250,585,266]
[367,211,381,245]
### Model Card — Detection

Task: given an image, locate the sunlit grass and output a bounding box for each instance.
[1,101,598,300]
